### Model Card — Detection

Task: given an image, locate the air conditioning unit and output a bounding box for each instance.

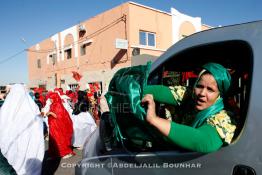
[79,24,86,38]
[79,24,86,32]
[132,48,140,56]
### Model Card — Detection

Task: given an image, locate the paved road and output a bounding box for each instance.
[42,141,82,175]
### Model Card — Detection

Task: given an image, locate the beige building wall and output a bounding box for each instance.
[28,3,130,91]
[128,2,172,56]
[179,21,196,39]
[27,1,210,91]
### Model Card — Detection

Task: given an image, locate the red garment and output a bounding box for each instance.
[162,71,168,77]
[38,95,46,107]
[72,71,82,82]
[34,87,44,94]
[47,93,74,158]
[87,92,93,98]
[89,84,96,93]
[45,91,52,103]
[66,90,78,106]
[65,90,71,96]
[94,82,100,91]
[54,88,64,95]
[34,88,46,106]
[182,71,198,82]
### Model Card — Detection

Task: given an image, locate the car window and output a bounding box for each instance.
[148,40,253,145]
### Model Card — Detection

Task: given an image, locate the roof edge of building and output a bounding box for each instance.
[128,1,171,16]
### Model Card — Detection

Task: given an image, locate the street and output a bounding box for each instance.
[42,141,82,175]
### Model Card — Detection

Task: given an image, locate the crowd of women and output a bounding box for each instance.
[0,84,99,175]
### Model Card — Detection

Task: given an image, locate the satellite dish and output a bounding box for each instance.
[132,48,140,56]
[79,24,86,37]
[79,24,86,32]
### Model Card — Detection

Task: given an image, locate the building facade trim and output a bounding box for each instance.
[130,45,167,52]
[60,25,78,61]
[51,34,60,62]
[171,7,202,43]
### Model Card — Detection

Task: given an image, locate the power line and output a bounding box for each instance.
[26,15,126,54]
[0,49,25,65]
[0,15,126,66]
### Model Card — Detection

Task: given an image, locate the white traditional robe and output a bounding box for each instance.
[72,111,97,147]
[0,84,44,175]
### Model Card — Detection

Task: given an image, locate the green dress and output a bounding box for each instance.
[0,150,17,175]
[144,85,236,153]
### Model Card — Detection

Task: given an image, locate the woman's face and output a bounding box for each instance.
[194,73,219,111]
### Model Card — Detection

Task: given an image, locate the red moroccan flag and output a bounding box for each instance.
[163,71,168,77]
[72,71,82,82]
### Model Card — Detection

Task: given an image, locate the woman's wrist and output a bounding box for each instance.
[148,115,158,126]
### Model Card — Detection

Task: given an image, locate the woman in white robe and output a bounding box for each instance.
[0,84,45,175]
[72,90,97,148]
[72,111,97,148]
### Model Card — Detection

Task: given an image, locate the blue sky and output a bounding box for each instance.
[0,0,261,85]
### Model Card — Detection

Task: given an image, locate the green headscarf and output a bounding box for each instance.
[191,63,231,128]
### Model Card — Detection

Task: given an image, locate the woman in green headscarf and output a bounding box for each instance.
[142,62,236,153]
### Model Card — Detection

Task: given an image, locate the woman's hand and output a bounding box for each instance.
[142,94,157,124]
[142,94,172,136]
[46,111,57,118]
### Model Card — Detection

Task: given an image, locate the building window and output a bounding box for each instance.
[69,84,78,91]
[49,53,57,65]
[139,31,156,47]
[65,48,72,59]
[80,40,92,56]
[0,86,6,94]
[39,84,46,90]
[80,44,86,56]
[60,79,65,84]
[139,31,147,45]
[37,59,41,68]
